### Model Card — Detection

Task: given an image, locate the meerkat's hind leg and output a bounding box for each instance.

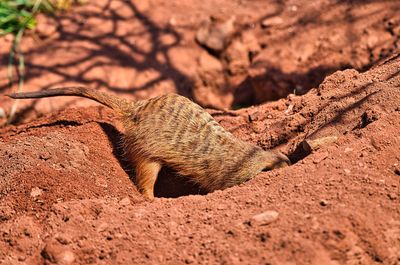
[134,158,162,199]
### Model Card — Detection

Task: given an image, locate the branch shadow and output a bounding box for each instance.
[0,0,194,118]
[287,65,400,163]
[288,89,379,163]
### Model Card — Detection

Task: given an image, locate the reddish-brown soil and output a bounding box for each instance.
[0,1,400,264]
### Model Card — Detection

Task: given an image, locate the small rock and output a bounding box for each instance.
[59,250,75,264]
[248,111,261,122]
[39,151,51,160]
[119,197,131,206]
[261,16,283,27]
[394,164,400,176]
[185,258,194,264]
[41,244,75,265]
[319,200,328,206]
[169,17,177,26]
[0,107,5,118]
[30,187,43,198]
[388,193,397,200]
[344,147,353,153]
[284,104,294,115]
[344,169,351,175]
[196,16,235,53]
[251,210,279,225]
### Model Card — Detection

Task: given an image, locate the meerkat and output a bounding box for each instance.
[7,87,290,199]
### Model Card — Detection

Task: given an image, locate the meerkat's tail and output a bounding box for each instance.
[6,86,131,113]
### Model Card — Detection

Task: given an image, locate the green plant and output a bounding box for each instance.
[1,0,85,124]
[1,0,56,123]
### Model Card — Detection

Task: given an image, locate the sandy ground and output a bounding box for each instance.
[0,0,399,264]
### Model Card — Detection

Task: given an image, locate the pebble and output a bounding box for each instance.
[119,197,131,206]
[41,244,75,264]
[30,187,43,197]
[284,104,294,115]
[196,16,235,52]
[169,17,177,26]
[394,164,400,176]
[39,151,51,160]
[251,210,279,225]
[344,147,353,153]
[248,111,261,122]
[59,250,75,264]
[261,16,283,27]
[319,200,329,206]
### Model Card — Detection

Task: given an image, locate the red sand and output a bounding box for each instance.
[0,1,399,264]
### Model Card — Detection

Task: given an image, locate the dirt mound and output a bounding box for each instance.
[1,52,399,264]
